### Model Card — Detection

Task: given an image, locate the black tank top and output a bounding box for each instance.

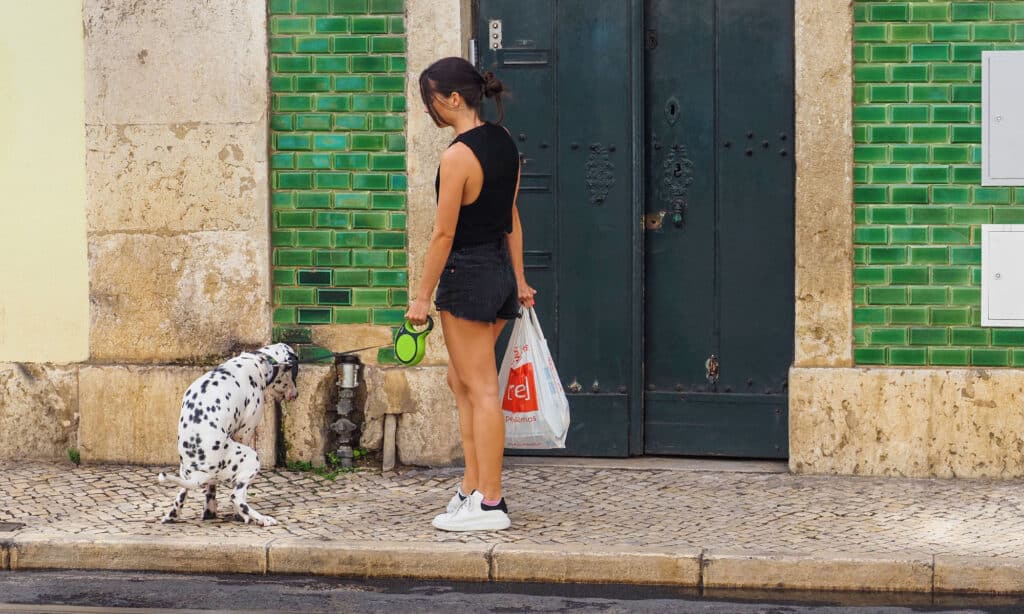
[435,122,520,249]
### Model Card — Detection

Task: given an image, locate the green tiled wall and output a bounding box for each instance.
[853,0,1024,367]
[269,0,407,361]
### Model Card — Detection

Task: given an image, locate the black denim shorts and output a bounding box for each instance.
[435,240,520,323]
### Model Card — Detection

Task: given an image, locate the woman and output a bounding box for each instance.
[404,57,535,532]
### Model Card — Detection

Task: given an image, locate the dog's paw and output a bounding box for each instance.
[160,516,176,524]
[201,510,218,521]
[255,515,278,527]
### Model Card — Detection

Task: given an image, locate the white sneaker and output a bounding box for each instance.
[432,491,510,532]
[446,488,467,514]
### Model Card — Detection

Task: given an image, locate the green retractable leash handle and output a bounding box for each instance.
[394,315,434,366]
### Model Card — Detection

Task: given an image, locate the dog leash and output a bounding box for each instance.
[333,343,390,357]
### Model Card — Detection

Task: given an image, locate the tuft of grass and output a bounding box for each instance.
[67,448,81,465]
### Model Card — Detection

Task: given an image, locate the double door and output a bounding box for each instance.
[480,0,794,458]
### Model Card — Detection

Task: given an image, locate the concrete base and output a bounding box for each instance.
[0,364,79,461]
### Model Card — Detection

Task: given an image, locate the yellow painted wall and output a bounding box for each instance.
[0,1,89,362]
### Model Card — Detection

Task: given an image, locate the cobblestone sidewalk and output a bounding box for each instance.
[3,458,1024,592]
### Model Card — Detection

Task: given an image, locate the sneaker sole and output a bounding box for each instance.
[431,515,511,532]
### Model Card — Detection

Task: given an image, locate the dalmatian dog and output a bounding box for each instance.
[157,343,298,526]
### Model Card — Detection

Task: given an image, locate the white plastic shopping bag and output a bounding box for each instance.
[498,307,571,448]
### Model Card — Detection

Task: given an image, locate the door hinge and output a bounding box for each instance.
[488,19,503,50]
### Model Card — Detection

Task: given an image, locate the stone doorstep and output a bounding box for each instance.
[7,535,1024,594]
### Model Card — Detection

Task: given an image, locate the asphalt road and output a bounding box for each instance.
[2,570,1024,613]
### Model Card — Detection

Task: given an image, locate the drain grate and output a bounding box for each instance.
[0,522,25,532]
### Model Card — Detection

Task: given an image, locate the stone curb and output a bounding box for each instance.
[7,535,1024,595]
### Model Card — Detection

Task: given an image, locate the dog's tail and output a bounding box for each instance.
[157,472,203,490]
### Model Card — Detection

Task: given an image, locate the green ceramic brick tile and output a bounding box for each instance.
[855,65,887,83]
[870,84,909,103]
[376,348,400,365]
[332,0,367,12]
[353,250,388,267]
[353,173,388,190]
[313,134,348,150]
[971,348,1010,367]
[277,172,311,190]
[352,288,389,306]
[993,329,1024,346]
[315,172,351,189]
[910,246,949,264]
[891,145,929,163]
[334,269,370,286]
[893,186,929,204]
[910,166,949,184]
[370,0,403,12]
[932,266,971,284]
[890,266,928,285]
[296,192,331,208]
[335,231,369,247]
[391,289,409,306]
[929,347,969,366]
[276,95,313,112]
[389,250,407,267]
[870,328,909,346]
[931,307,969,325]
[1014,188,1024,205]
[389,16,405,34]
[974,187,1012,205]
[871,44,910,62]
[889,307,928,324]
[272,230,293,247]
[869,206,910,224]
[272,17,313,34]
[950,246,980,265]
[315,249,351,267]
[279,210,314,227]
[854,307,888,325]
[280,288,316,305]
[297,308,332,324]
[869,287,908,305]
[951,2,990,20]
[334,153,369,170]
[854,3,867,22]
[334,307,370,324]
[910,126,948,144]
[854,106,887,124]
[854,287,868,306]
[372,193,406,210]
[373,309,407,326]
[353,55,389,72]
[370,231,405,249]
[891,24,929,42]
[932,64,973,83]
[933,146,970,163]
[297,37,331,53]
[352,211,388,229]
[334,75,369,92]
[855,226,888,245]
[352,95,388,111]
[911,329,949,352]
[370,36,405,53]
[855,266,887,285]
[316,17,349,33]
[316,212,351,228]
[273,192,295,209]
[855,206,868,225]
[975,24,1014,42]
[271,114,294,131]
[952,165,981,183]
[890,226,928,244]
[335,193,370,209]
[352,135,385,151]
[869,2,909,22]
[315,95,351,112]
[297,269,332,286]
[952,45,991,63]
[1013,350,1024,368]
[951,127,981,144]
[910,287,948,305]
[370,154,405,171]
[273,269,296,286]
[855,186,888,204]
[274,307,296,324]
[855,24,889,42]
[296,114,332,130]
[870,126,909,143]
[868,246,908,264]
[853,126,869,144]
[911,3,950,22]
[951,327,989,345]
[992,207,1024,223]
[335,114,369,130]
[318,289,353,305]
[854,85,869,105]
[270,0,293,14]
[271,36,294,53]
[911,206,951,224]
[951,287,980,305]
[272,76,294,93]
[277,56,313,73]
[855,146,889,163]
[296,230,333,248]
[890,105,929,123]
[910,44,950,62]
[316,57,350,73]
[352,17,388,34]
[892,64,930,83]
[854,347,887,365]
[994,2,1024,20]
[389,213,405,230]
[890,347,928,365]
[854,247,867,265]
[951,206,990,224]
[372,270,407,286]
[930,226,971,244]
[854,166,868,184]
[933,187,970,205]
[389,57,407,72]
[389,174,407,190]
[333,35,369,52]
[932,105,972,123]
[372,115,405,131]
[297,0,330,13]
[296,153,331,169]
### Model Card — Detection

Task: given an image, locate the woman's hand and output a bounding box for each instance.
[405,298,430,326]
[517,279,537,307]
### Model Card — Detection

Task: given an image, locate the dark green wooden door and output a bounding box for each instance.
[476,0,793,458]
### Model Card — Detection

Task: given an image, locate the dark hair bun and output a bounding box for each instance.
[481,71,504,98]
